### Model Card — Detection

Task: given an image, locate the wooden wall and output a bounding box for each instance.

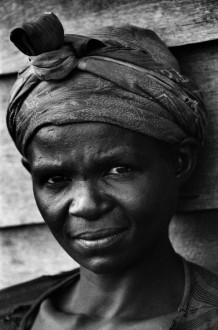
[0,0,218,289]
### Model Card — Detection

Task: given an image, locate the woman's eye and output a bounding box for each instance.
[107,166,132,175]
[47,176,70,184]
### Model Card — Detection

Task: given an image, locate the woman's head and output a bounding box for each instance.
[7,13,207,273]
[23,122,197,273]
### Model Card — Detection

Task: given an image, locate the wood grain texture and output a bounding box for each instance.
[0,76,42,226]
[0,224,78,290]
[0,215,218,290]
[0,0,218,74]
[0,40,218,227]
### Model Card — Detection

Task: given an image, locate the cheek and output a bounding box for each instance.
[112,173,177,222]
[33,185,68,235]
[106,175,162,208]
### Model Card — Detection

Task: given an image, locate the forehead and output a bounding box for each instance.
[34,122,132,145]
[27,123,160,164]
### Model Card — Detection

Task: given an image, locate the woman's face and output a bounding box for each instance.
[26,123,178,273]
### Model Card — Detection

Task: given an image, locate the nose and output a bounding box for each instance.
[68,180,113,220]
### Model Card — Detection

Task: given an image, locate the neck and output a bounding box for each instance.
[59,236,184,320]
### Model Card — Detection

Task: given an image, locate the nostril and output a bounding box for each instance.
[69,199,112,221]
[68,183,113,221]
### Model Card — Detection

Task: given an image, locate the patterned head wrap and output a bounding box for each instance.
[7,13,207,156]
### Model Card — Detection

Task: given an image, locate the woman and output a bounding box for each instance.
[1,12,218,330]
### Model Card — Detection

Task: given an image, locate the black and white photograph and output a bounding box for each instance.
[0,1,218,329]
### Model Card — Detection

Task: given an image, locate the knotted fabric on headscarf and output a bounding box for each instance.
[7,13,207,156]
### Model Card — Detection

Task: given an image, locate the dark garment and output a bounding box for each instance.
[0,269,80,330]
[0,262,218,330]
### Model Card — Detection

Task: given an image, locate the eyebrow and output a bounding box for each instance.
[31,162,65,175]
[31,146,144,173]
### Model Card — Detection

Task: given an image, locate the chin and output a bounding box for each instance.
[78,254,138,275]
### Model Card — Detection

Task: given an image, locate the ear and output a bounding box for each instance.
[175,138,199,187]
[21,157,31,174]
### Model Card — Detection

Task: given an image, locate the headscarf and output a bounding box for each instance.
[7,13,207,156]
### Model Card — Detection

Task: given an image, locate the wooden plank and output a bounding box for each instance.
[0,40,218,227]
[0,216,218,290]
[0,224,78,290]
[0,76,43,226]
[0,0,218,74]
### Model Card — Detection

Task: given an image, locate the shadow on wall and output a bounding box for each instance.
[170,210,218,274]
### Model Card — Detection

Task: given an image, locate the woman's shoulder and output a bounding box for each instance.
[0,269,79,309]
[178,262,218,329]
[190,262,218,304]
[0,268,80,329]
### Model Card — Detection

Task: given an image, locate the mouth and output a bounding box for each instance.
[72,228,128,250]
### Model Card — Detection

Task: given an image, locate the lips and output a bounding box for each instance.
[74,228,127,240]
[67,227,128,250]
